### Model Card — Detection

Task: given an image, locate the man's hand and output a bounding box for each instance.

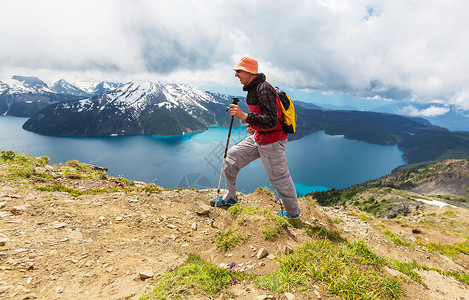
[229,104,248,121]
[246,125,255,135]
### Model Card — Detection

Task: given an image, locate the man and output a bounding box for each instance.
[210,56,299,218]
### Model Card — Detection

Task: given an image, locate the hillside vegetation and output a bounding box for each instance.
[310,159,469,215]
[0,150,468,299]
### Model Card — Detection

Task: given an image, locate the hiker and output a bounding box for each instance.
[210,56,299,218]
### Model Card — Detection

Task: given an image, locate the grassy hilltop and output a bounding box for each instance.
[0,150,468,299]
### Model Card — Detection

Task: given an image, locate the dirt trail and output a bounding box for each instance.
[0,175,468,299]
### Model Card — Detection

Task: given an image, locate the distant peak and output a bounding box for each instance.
[126,80,163,88]
[12,75,48,89]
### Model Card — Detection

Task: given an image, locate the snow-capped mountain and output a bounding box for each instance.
[51,79,123,97]
[92,81,124,95]
[8,76,52,94]
[11,75,49,90]
[22,81,245,136]
[0,76,126,117]
[51,79,93,97]
[0,81,9,94]
[0,76,81,117]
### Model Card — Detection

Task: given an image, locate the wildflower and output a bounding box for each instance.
[229,262,236,269]
[232,277,237,284]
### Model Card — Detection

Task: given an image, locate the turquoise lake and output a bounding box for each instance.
[0,116,406,196]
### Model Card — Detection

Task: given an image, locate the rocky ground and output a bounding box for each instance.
[0,161,468,299]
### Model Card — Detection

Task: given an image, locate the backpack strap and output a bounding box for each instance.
[255,82,283,134]
[256,82,263,93]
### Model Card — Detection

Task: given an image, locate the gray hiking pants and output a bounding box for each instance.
[223,135,299,215]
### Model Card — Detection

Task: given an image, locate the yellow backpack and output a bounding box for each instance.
[275,87,297,134]
[257,84,297,134]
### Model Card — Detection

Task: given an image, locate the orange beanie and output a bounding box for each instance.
[233,56,258,74]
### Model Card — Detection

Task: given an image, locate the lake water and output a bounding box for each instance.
[0,116,406,196]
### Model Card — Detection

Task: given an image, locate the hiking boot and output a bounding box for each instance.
[277,208,300,219]
[210,196,238,207]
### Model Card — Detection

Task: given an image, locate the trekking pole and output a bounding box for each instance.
[211,97,239,225]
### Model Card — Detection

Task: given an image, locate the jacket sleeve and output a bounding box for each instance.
[245,84,278,129]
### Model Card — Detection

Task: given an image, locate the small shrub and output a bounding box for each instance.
[256,186,273,197]
[37,155,50,166]
[228,204,243,218]
[117,176,135,186]
[262,225,278,240]
[1,150,16,160]
[141,184,163,194]
[215,227,248,251]
[66,160,92,172]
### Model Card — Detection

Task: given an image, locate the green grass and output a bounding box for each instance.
[35,184,135,196]
[389,258,469,286]
[387,260,423,283]
[262,225,279,240]
[263,214,295,240]
[0,151,163,196]
[228,203,332,241]
[1,151,51,182]
[215,226,249,251]
[255,186,273,197]
[228,203,265,219]
[35,182,163,196]
[60,160,108,180]
[447,271,469,285]
[382,229,411,247]
[139,254,251,299]
[141,184,164,194]
[134,236,469,299]
[0,151,110,184]
[228,202,343,242]
[256,239,402,299]
[142,241,406,300]
[0,150,165,196]
[331,217,343,224]
[228,204,292,240]
[347,209,375,221]
[416,240,469,257]
[1,150,16,160]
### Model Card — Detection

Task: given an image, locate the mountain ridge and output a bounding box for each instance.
[0,151,467,299]
[0,76,123,117]
[22,81,245,136]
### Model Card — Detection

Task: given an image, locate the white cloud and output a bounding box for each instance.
[399,105,450,117]
[1,0,469,111]
[451,89,469,110]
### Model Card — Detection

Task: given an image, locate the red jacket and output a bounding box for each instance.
[244,74,287,145]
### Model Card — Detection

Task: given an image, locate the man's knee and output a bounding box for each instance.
[224,154,239,176]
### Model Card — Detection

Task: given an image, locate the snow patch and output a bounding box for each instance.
[416,199,455,208]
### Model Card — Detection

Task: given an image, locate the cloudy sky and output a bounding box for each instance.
[1,0,469,111]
